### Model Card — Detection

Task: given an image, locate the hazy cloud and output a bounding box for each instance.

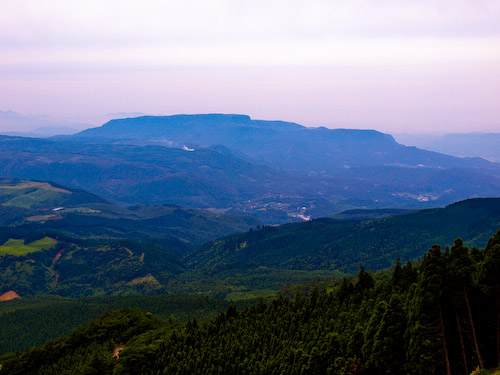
[0,0,499,133]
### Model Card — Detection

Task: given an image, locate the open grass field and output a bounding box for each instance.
[0,181,71,194]
[0,181,72,210]
[25,215,60,222]
[0,237,57,256]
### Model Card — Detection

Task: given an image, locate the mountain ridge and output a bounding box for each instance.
[2,115,500,222]
[75,114,497,173]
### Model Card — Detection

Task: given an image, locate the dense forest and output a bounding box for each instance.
[2,229,500,374]
[0,295,257,355]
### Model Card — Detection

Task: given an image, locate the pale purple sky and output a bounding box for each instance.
[1,0,500,133]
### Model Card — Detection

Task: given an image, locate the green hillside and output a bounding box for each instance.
[186,198,500,275]
[0,236,187,297]
[0,179,106,210]
[0,295,256,355]
[2,197,500,300]
[0,178,107,226]
[2,230,500,374]
[0,237,57,256]
[0,178,260,246]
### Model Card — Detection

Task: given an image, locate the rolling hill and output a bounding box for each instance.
[0,135,319,223]
[185,198,500,274]
[0,178,260,246]
[1,195,500,300]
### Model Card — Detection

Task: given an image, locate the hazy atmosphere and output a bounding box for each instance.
[1,0,500,133]
[3,2,500,373]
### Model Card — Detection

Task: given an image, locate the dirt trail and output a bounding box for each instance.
[51,248,64,268]
[51,248,64,287]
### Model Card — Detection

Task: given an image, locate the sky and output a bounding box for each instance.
[1,0,500,133]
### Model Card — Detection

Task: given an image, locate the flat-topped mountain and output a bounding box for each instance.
[2,114,500,222]
[75,114,497,174]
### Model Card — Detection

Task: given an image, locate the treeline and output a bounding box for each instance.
[2,230,500,374]
[145,232,500,375]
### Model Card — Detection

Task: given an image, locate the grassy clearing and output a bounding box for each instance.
[2,190,64,209]
[62,207,100,213]
[0,181,71,209]
[0,181,70,194]
[25,215,59,222]
[0,237,57,256]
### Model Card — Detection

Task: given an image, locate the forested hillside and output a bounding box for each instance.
[0,178,260,245]
[2,229,499,374]
[0,295,256,354]
[187,198,500,274]
[2,197,500,300]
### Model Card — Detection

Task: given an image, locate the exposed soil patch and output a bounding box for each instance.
[113,346,124,359]
[0,290,21,302]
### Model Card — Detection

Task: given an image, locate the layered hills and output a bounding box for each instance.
[1,179,499,298]
[2,231,500,374]
[1,114,500,222]
[1,114,499,374]
[186,197,500,275]
[0,178,259,245]
[0,135,312,223]
[0,179,259,297]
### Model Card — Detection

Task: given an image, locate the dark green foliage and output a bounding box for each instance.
[0,295,256,355]
[186,198,500,275]
[4,229,500,374]
[0,309,163,375]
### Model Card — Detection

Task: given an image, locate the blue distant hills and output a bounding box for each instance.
[0,114,499,223]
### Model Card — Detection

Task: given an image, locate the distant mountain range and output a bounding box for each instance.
[395,132,500,163]
[1,114,500,222]
[0,110,85,135]
[0,110,147,137]
[76,114,497,174]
